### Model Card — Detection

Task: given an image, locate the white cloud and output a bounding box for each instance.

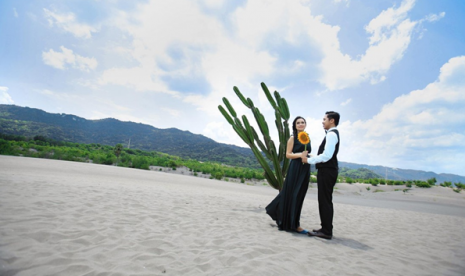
[340,98,352,106]
[319,0,444,91]
[423,12,445,23]
[0,87,14,104]
[203,120,246,147]
[99,0,441,103]
[203,0,225,9]
[44,8,96,39]
[13,8,18,18]
[337,56,465,174]
[162,107,181,117]
[42,46,98,72]
[99,0,277,105]
[98,66,172,93]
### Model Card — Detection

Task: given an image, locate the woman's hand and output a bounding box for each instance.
[301,151,308,158]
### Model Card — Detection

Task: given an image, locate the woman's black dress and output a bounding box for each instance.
[266,135,311,231]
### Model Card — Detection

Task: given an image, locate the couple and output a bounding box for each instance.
[266,111,340,240]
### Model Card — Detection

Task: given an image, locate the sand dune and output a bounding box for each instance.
[1,156,464,275]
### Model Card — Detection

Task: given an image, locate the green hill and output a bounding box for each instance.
[0,104,259,168]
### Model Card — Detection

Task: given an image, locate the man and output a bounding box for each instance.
[301,111,340,240]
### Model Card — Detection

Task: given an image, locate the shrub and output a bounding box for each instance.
[102,153,116,165]
[0,140,13,155]
[366,187,371,191]
[415,181,431,188]
[214,172,223,180]
[440,181,452,187]
[427,177,437,186]
[132,156,149,170]
[168,160,177,168]
[455,182,465,189]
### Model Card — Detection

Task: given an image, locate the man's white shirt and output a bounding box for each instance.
[306,127,338,165]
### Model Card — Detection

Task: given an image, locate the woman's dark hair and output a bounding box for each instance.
[292,116,306,137]
[325,111,340,126]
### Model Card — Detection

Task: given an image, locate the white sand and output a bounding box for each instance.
[1,156,464,275]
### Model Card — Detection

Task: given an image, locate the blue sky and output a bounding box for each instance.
[1,0,464,176]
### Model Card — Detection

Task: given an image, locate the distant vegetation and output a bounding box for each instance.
[337,173,463,190]
[2,104,465,185]
[0,133,463,192]
[0,134,265,181]
[0,105,260,169]
[339,167,382,179]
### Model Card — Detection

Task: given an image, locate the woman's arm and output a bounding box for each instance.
[285,136,303,159]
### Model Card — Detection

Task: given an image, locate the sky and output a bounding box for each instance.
[1,0,464,176]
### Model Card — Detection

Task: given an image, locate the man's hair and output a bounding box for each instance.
[326,111,340,126]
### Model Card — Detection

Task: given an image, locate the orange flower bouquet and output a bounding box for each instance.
[297,131,310,164]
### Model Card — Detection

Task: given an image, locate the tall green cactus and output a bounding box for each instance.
[218,82,291,190]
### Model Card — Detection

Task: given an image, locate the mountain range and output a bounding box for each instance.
[1,104,464,184]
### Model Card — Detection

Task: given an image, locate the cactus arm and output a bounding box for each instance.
[218,105,234,125]
[261,82,278,109]
[233,86,250,108]
[233,124,252,145]
[278,98,290,120]
[222,98,237,118]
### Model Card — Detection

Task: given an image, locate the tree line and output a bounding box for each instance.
[0,134,462,193]
[0,134,265,181]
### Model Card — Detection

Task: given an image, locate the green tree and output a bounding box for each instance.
[114,143,123,158]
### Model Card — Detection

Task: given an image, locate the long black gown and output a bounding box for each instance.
[266,135,311,231]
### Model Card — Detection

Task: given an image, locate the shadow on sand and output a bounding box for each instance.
[330,236,373,251]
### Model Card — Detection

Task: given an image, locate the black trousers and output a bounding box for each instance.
[317,167,338,236]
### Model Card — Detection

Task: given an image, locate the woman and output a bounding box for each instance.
[266,116,311,234]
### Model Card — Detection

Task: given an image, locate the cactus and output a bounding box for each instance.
[218,82,291,190]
